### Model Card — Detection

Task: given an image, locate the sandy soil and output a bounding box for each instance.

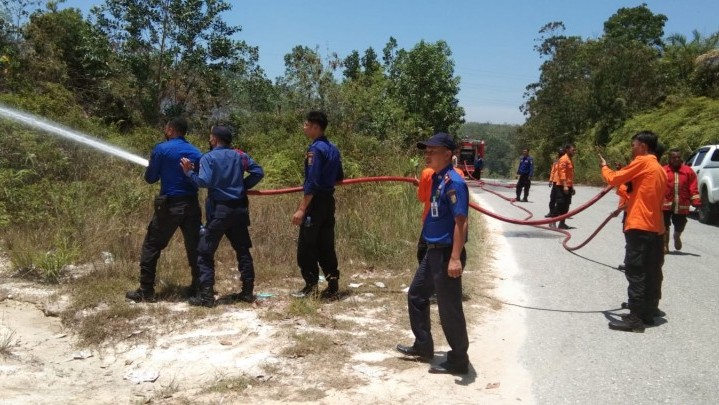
[0,221,532,404]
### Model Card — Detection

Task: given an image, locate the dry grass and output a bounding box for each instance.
[0,325,18,357]
[3,173,498,401]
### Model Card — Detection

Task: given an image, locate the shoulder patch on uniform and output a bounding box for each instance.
[306,151,314,166]
[448,189,457,204]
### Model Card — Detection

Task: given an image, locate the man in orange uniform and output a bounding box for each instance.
[417,165,467,265]
[599,131,667,332]
[545,148,565,218]
[662,148,700,253]
[551,143,576,229]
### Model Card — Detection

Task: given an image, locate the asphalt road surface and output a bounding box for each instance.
[470,178,719,405]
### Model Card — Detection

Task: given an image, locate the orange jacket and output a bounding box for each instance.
[601,154,666,233]
[616,183,629,209]
[418,167,464,222]
[557,154,574,187]
[663,164,700,214]
[549,161,558,183]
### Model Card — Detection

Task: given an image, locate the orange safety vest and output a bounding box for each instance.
[557,154,574,187]
[418,166,464,222]
[601,154,666,233]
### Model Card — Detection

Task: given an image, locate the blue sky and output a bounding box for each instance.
[61,0,719,125]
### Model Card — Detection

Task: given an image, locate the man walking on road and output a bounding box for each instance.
[397,132,470,375]
[662,149,700,253]
[599,131,667,332]
[515,148,534,202]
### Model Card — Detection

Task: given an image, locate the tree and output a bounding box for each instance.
[277,45,336,112]
[91,0,259,124]
[361,47,380,76]
[388,40,464,140]
[603,3,667,49]
[342,50,360,81]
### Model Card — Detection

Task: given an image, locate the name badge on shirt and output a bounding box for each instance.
[306,151,314,166]
[430,201,439,217]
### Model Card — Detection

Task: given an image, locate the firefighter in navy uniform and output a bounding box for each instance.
[126,117,202,303]
[396,132,470,375]
[515,148,534,202]
[180,126,264,307]
[291,111,344,299]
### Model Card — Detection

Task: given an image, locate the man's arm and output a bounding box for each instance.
[600,158,642,187]
[144,148,161,184]
[448,215,467,278]
[292,194,314,226]
[243,155,264,190]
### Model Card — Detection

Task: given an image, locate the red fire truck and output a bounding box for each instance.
[457,139,485,178]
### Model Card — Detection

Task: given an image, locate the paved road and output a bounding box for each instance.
[470,179,719,405]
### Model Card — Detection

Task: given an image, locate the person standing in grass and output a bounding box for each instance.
[126,117,202,303]
[180,126,264,307]
[396,132,470,375]
[291,111,344,300]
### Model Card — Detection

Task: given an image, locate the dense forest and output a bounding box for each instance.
[1,1,719,274]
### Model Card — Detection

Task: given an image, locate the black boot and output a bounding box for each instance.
[189,284,215,308]
[320,278,339,300]
[609,313,645,332]
[125,285,156,303]
[291,284,318,298]
[233,280,254,303]
[183,278,200,298]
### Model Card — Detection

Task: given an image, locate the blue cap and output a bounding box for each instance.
[417,132,456,150]
[211,126,232,144]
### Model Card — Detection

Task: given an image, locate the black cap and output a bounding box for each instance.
[417,132,456,150]
[211,126,232,144]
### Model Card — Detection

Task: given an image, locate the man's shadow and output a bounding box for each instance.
[397,353,477,385]
[602,311,669,328]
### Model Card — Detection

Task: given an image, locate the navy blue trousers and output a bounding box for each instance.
[408,246,469,367]
[198,202,254,287]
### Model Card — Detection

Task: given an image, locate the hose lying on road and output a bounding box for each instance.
[473,179,618,251]
[249,175,617,252]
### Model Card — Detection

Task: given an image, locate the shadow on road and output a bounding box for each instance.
[667,251,701,257]
[569,252,624,272]
[479,293,623,314]
[602,311,669,328]
[503,230,563,239]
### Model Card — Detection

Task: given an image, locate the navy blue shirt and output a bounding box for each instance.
[517,155,534,176]
[185,146,264,203]
[145,137,202,197]
[304,135,343,195]
[422,165,469,245]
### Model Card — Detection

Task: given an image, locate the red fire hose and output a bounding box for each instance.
[248,175,617,252]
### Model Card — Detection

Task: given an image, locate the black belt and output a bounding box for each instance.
[426,243,451,249]
[166,195,197,203]
[216,199,247,208]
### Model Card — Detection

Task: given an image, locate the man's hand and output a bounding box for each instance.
[563,186,569,194]
[291,209,305,226]
[598,154,607,167]
[448,257,463,278]
[179,157,193,174]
